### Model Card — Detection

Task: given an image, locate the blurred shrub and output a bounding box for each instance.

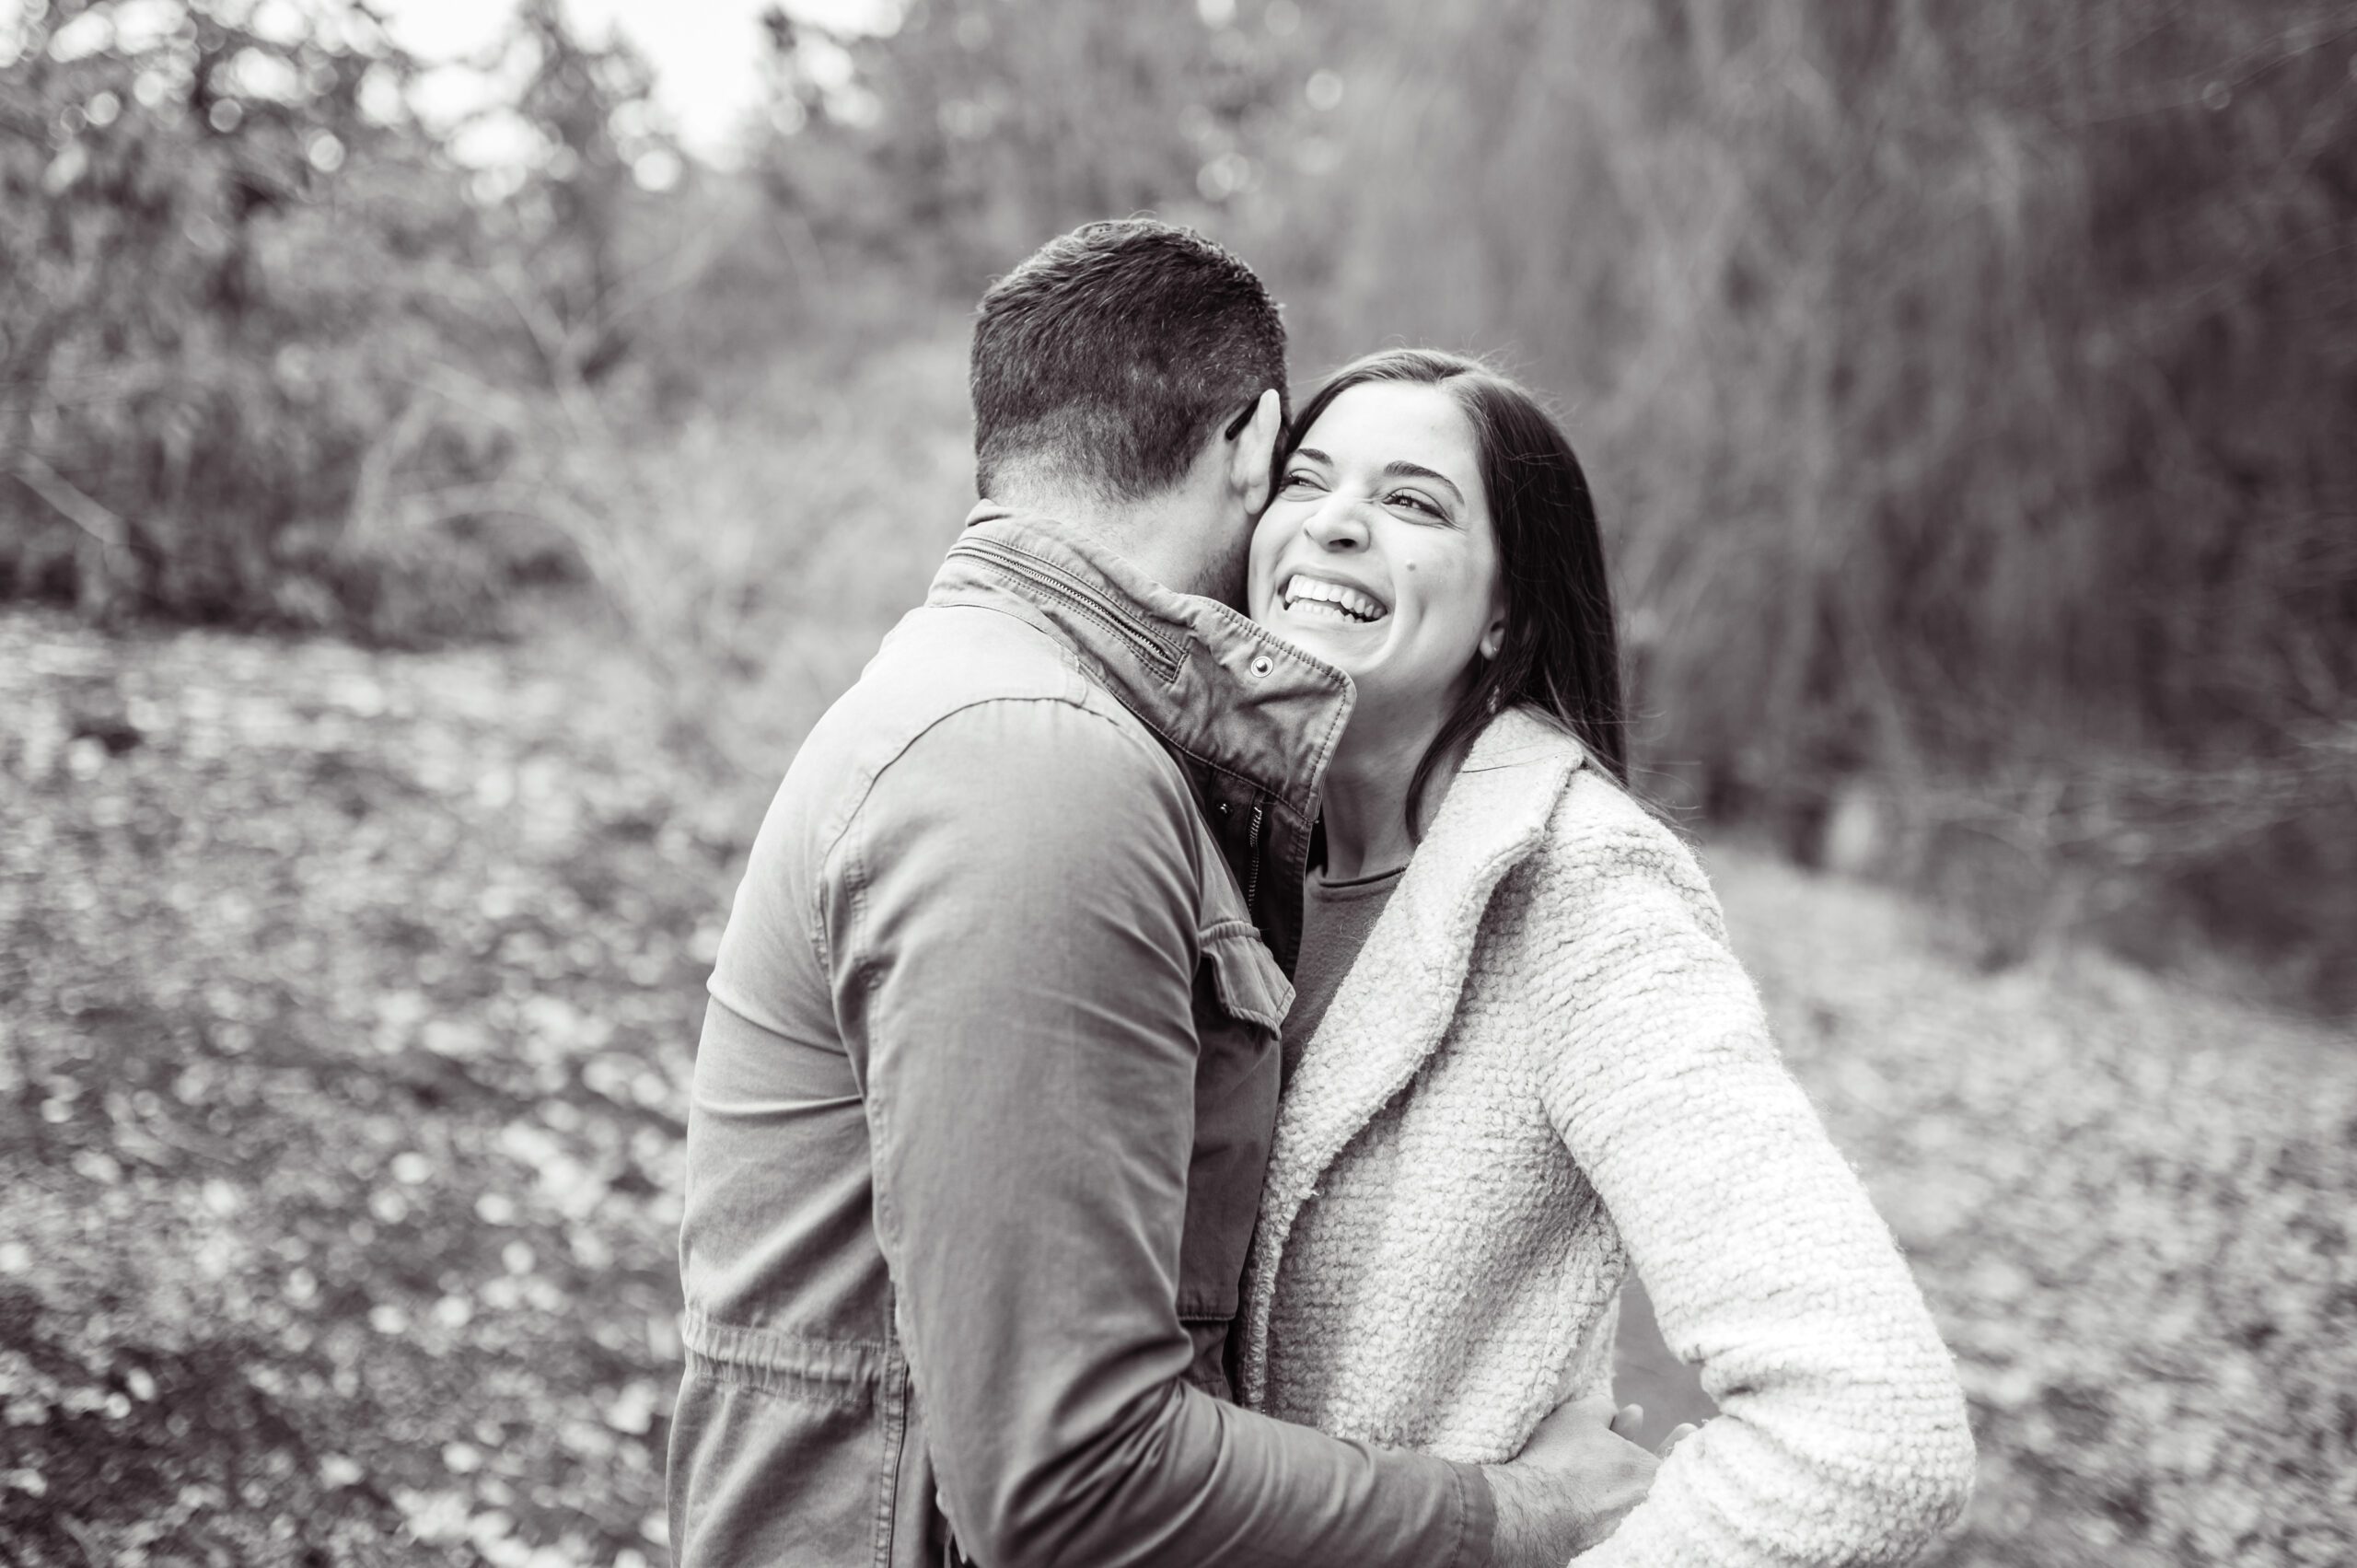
[3,1,470,634]
[0,0,688,644]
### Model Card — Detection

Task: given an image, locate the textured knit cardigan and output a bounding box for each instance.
[1238,710,1976,1567]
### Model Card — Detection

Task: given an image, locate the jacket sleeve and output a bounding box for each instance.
[829,694,1494,1568]
[1532,805,1976,1568]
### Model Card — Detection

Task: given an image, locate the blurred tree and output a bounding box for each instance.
[748,0,1314,291]
[491,0,678,390]
[1251,0,2357,1006]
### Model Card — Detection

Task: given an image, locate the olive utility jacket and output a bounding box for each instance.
[667,507,1497,1568]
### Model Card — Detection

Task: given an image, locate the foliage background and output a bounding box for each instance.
[7,0,2351,1006]
[4,0,2355,1564]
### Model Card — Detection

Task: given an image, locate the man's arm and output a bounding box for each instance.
[829,694,1491,1568]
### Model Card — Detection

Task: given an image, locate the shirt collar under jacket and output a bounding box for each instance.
[937,501,1355,971]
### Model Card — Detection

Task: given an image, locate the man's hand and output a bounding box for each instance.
[1482,1395,1660,1568]
[1608,1402,1700,1459]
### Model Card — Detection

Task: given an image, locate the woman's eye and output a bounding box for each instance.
[1279,471,1321,494]
[1387,490,1444,518]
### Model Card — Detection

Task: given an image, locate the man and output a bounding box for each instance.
[668,219,1653,1567]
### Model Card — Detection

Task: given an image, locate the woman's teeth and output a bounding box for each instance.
[1283,575,1386,623]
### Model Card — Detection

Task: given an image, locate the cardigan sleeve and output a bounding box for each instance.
[1533,807,1975,1567]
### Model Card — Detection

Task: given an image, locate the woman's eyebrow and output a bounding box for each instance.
[1382,460,1464,505]
[1292,446,1334,467]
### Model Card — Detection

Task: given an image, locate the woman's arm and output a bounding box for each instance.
[1532,804,1975,1567]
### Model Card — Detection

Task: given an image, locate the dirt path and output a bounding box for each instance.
[1707,851,2356,1567]
[2,610,2350,1567]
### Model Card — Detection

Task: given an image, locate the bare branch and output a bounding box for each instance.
[6,451,130,552]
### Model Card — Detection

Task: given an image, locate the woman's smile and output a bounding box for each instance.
[1275,568,1390,627]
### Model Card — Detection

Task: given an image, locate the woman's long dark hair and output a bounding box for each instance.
[1281,349,1629,832]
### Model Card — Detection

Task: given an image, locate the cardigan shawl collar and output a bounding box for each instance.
[1240,708,1586,1400]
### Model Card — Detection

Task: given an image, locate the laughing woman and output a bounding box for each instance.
[1239,351,1976,1565]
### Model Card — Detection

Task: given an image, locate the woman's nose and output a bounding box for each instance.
[1305,499,1368,551]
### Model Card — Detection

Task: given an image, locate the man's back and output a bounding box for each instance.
[668,517,1499,1568]
[679,555,1202,1550]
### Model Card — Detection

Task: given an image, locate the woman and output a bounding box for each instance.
[1238,350,1976,1565]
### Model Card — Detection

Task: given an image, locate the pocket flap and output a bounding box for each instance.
[682,1307,884,1386]
[1200,922,1293,1033]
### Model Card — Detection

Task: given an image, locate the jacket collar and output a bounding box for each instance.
[932,503,1355,970]
[1238,707,1586,1403]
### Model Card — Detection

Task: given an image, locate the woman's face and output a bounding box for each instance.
[1249,380,1506,734]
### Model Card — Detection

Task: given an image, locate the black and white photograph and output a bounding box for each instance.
[3,2,2352,1564]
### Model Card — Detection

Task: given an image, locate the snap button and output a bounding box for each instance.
[1248,653,1274,679]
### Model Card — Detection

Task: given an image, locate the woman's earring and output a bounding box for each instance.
[1484,685,1501,716]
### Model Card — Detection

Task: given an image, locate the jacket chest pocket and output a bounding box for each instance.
[1175,918,1291,1383]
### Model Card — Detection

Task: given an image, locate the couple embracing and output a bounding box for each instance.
[667,220,1975,1567]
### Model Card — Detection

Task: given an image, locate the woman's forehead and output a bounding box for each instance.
[1307,381,1478,466]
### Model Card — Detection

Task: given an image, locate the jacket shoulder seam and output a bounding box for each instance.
[820,688,1185,923]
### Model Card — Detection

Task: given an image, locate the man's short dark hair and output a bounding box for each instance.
[971,219,1287,503]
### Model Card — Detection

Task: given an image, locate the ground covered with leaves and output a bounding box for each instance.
[4,608,2351,1567]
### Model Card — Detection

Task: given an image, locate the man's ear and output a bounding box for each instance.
[1228,388,1285,514]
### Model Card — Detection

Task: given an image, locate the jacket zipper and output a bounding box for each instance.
[952,538,1182,683]
[1245,800,1265,907]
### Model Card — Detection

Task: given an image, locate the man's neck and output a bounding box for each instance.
[993,478,1224,603]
